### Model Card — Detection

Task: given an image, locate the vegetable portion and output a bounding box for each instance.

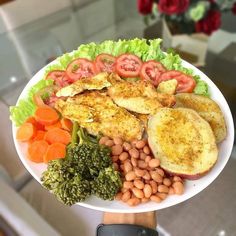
[44,142,66,163]
[115,54,142,78]
[28,140,49,163]
[140,60,166,86]
[41,125,122,205]
[16,123,36,142]
[94,53,116,73]
[34,106,59,126]
[66,58,96,82]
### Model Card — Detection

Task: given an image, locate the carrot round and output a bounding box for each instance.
[44,142,66,163]
[44,128,71,145]
[61,118,73,132]
[45,121,62,131]
[16,123,36,142]
[28,140,49,163]
[33,130,46,141]
[34,106,59,126]
[25,116,45,130]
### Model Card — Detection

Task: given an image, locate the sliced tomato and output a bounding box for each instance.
[94,53,116,73]
[66,58,96,82]
[46,70,72,87]
[158,70,196,93]
[115,54,142,78]
[140,60,166,86]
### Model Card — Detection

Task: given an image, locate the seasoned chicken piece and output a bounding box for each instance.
[108,80,175,115]
[56,72,122,97]
[132,112,149,129]
[55,91,143,141]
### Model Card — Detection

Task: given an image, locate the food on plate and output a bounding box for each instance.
[140,60,166,86]
[157,79,177,95]
[108,79,175,114]
[34,106,59,126]
[28,140,49,163]
[94,53,116,73]
[175,93,227,143]
[66,58,96,82]
[11,38,226,207]
[41,126,121,205]
[101,136,184,206]
[16,122,36,142]
[56,72,112,97]
[158,71,196,93]
[147,108,218,180]
[55,91,143,141]
[115,54,142,78]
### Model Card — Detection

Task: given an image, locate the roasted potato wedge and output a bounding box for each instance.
[175,93,227,143]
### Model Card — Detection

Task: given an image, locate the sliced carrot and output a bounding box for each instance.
[43,142,66,163]
[44,128,71,145]
[45,121,62,131]
[61,118,73,132]
[28,140,49,163]
[34,106,59,126]
[25,116,45,130]
[33,130,46,141]
[16,123,36,142]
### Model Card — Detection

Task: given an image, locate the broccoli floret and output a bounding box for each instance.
[41,124,120,206]
[53,176,91,205]
[41,158,91,206]
[68,142,112,179]
[91,166,122,200]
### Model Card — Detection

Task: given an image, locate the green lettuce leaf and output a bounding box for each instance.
[10,79,54,126]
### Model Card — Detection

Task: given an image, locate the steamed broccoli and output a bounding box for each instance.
[41,123,121,206]
[91,166,122,200]
[41,159,91,206]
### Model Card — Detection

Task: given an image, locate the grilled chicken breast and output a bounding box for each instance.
[55,91,143,141]
[108,80,175,115]
[148,108,218,180]
[175,93,227,143]
[56,72,122,97]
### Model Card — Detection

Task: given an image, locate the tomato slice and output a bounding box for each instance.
[158,70,196,93]
[46,70,72,87]
[115,54,142,78]
[66,58,96,82]
[94,53,116,73]
[140,60,166,86]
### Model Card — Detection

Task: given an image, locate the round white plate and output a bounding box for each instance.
[12,59,234,213]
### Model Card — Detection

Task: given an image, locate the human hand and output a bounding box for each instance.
[103,212,156,229]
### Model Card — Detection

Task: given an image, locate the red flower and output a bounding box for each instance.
[232,2,236,15]
[195,10,221,35]
[158,0,189,15]
[137,0,153,15]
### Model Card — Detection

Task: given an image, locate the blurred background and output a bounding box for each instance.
[0,0,235,235]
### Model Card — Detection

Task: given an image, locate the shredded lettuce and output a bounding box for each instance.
[10,79,53,126]
[10,38,209,126]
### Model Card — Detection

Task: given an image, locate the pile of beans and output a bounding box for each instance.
[99,136,184,207]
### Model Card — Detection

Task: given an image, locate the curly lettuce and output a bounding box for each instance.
[10,38,209,126]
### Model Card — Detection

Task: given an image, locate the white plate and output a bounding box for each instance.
[12,59,234,213]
